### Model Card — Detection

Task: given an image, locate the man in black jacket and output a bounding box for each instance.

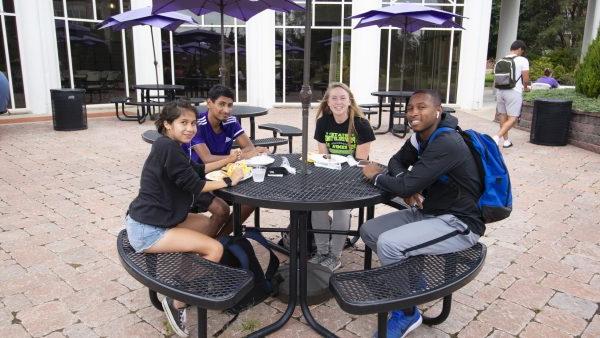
[360,90,484,337]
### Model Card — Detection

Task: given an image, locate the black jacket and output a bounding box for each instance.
[375,114,485,236]
[128,135,206,228]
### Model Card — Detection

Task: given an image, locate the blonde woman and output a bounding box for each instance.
[311,82,375,271]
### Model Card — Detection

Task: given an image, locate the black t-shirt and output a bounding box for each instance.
[314,114,375,156]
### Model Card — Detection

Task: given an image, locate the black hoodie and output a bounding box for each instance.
[128,135,207,228]
[375,113,485,236]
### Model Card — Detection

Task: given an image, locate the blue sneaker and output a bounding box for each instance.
[373,307,422,338]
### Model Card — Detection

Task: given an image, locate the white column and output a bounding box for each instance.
[349,0,381,104]
[246,11,275,107]
[495,0,521,61]
[131,0,162,94]
[14,0,61,114]
[456,0,493,110]
[581,0,600,61]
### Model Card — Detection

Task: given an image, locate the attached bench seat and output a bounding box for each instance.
[141,129,161,144]
[117,230,253,338]
[258,123,302,153]
[231,137,289,153]
[329,243,486,332]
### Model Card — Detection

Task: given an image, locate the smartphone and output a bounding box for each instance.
[357,160,370,167]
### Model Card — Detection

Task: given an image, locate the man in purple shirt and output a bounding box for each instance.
[535,68,560,89]
[183,85,268,235]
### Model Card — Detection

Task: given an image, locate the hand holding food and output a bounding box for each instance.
[229,167,244,185]
[224,161,252,178]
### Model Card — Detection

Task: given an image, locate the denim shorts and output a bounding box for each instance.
[125,215,169,253]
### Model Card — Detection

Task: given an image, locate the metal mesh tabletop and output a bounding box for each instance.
[117,230,253,309]
[330,243,486,315]
[216,154,385,210]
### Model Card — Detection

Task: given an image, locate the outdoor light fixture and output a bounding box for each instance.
[109,3,115,9]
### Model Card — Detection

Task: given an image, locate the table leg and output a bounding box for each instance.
[250,117,256,140]
[391,96,409,138]
[372,97,384,131]
[247,211,298,337]
[388,98,397,133]
[297,210,336,337]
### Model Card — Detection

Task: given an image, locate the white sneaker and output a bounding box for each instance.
[503,140,513,148]
[308,253,328,264]
[320,254,342,271]
[492,135,502,146]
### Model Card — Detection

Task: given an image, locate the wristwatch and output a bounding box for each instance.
[223,177,233,187]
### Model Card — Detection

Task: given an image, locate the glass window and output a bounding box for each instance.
[66,0,95,20]
[56,20,129,104]
[54,0,65,17]
[379,29,459,103]
[285,9,305,27]
[3,0,14,13]
[203,12,235,26]
[315,4,341,27]
[0,15,25,108]
[282,28,304,102]
[165,24,246,102]
[96,0,120,20]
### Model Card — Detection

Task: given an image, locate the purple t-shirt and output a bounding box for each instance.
[535,76,560,89]
[182,110,245,163]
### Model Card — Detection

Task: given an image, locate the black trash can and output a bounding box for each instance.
[530,98,572,146]
[50,88,87,131]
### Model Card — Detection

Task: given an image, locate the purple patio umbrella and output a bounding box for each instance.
[99,6,196,85]
[152,0,304,85]
[349,3,464,91]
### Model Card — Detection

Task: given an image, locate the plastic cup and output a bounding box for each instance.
[252,166,266,182]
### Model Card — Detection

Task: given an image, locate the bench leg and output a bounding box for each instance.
[377,312,388,338]
[149,289,163,311]
[254,207,260,227]
[288,136,293,153]
[422,294,452,325]
[197,307,207,338]
[363,206,375,270]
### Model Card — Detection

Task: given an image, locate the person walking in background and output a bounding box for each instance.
[493,40,530,148]
[0,71,10,115]
[311,82,375,271]
[535,68,560,88]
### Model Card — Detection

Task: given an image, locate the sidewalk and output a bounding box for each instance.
[1,106,599,337]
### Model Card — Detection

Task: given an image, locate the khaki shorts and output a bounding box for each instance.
[496,89,523,117]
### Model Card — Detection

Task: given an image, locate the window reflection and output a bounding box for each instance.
[56,19,129,104]
[379,29,458,103]
[164,24,246,102]
[66,0,94,20]
[0,14,25,108]
[3,0,15,13]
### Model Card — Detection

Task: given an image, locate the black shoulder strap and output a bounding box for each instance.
[244,228,280,280]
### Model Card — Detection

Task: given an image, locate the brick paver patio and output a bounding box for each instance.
[1,106,599,337]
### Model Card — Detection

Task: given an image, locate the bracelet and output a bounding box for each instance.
[223,177,232,187]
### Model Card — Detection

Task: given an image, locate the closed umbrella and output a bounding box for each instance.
[349,3,464,91]
[99,6,196,86]
[152,0,304,85]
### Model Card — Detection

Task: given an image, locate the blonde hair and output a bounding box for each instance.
[316,82,365,146]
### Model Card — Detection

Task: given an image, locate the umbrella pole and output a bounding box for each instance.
[149,26,159,87]
[399,18,408,92]
[219,1,226,86]
[300,0,313,175]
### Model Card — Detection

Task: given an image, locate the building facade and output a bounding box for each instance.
[2,0,597,115]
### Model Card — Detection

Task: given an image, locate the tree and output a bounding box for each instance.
[575,32,600,98]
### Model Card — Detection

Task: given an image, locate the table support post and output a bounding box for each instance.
[233,203,242,237]
[298,211,336,337]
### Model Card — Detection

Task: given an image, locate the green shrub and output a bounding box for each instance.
[523,89,600,113]
[529,57,573,85]
[575,34,600,98]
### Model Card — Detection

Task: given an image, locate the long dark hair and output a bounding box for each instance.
[155,100,196,135]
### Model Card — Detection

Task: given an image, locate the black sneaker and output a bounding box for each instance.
[161,297,189,337]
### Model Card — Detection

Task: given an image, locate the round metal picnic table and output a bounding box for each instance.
[230,105,268,140]
[215,154,386,337]
[371,90,414,138]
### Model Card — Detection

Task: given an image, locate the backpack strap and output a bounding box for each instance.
[416,126,456,155]
[243,228,280,281]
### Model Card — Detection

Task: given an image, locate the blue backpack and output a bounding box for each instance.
[425,126,512,223]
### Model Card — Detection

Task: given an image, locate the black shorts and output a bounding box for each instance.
[192,192,216,213]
